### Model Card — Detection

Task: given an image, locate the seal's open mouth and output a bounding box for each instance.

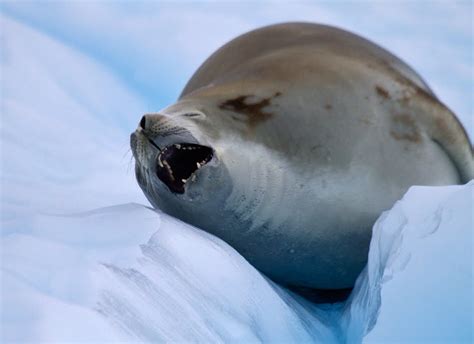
[156,143,213,194]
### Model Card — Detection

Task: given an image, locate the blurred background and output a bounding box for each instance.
[1,1,473,227]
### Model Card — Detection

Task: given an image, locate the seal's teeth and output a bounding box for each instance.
[175,144,181,149]
[181,178,187,183]
[158,158,164,167]
[162,160,175,180]
[196,162,201,169]
[192,175,196,182]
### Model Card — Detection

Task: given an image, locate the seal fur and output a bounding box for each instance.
[131,23,473,290]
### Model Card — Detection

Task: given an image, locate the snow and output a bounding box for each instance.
[361,184,473,342]
[2,204,341,342]
[2,183,472,342]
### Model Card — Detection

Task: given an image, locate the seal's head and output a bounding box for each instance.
[130,99,236,228]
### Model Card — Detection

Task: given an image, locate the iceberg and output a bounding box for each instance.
[2,183,472,342]
[349,182,473,343]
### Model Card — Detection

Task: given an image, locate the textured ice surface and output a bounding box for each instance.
[342,182,473,343]
[361,183,473,343]
[2,183,472,342]
[1,204,342,342]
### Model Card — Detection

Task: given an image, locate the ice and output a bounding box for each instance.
[1,204,340,342]
[2,204,342,342]
[359,184,473,342]
[1,205,158,342]
[2,183,472,342]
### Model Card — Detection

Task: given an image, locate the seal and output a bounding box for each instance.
[130,23,473,290]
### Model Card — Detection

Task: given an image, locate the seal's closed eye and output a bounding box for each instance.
[182,113,201,118]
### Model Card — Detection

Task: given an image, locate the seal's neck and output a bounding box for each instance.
[219,137,296,231]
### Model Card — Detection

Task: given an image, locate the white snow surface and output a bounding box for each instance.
[1,183,472,343]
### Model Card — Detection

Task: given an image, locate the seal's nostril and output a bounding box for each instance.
[140,115,147,129]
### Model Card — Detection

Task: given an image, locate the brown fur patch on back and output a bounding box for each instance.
[390,114,421,143]
[375,85,390,100]
[434,116,458,145]
[219,92,281,129]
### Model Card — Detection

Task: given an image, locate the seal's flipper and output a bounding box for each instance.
[408,87,473,183]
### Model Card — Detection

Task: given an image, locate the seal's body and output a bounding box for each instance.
[131,23,473,290]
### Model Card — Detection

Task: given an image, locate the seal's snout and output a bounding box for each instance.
[133,112,215,194]
[139,115,147,130]
[156,143,214,194]
[138,114,159,131]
